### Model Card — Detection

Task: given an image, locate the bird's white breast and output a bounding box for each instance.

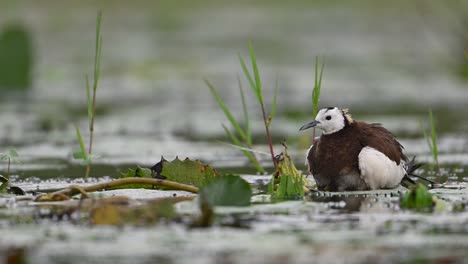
[358,146,406,190]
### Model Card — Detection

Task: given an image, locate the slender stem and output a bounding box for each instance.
[7,158,10,179]
[85,88,97,178]
[261,105,276,167]
[36,177,199,199]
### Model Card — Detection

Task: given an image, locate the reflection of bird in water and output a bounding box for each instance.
[300,107,421,192]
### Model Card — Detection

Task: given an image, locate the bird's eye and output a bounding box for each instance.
[325,115,332,120]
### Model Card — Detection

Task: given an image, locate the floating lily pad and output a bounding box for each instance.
[200,174,252,207]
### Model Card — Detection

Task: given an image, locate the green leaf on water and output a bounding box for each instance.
[400,183,434,211]
[154,157,218,188]
[200,174,252,207]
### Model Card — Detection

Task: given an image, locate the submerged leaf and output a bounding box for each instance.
[200,174,252,207]
[91,201,176,226]
[150,157,218,188]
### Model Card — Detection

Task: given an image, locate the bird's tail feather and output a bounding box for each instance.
[401,157,441,189]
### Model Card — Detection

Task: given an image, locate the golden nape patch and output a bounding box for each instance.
[341,108,354,123]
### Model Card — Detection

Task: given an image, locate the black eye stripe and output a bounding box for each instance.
[326,115,332,120]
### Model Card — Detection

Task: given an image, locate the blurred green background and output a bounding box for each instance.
[0,0,467,172]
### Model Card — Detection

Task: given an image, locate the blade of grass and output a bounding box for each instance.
[85,10,103,179]
[242,43,275,167]
[238,76,252,146]
[205,79,247,141]
[248,41,263,104]
[217,140,271,156]
[74,124,88,160]
[86,75,92,126]
[419,120,433,151]
[222,124,265,173]
[429,110,439,166]
[93,11,102,92]
[312,57,325,117]
[239,54,260,103]
[311,57,325,143]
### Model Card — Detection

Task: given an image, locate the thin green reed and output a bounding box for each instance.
[311,57,325,143]
[419,110,439,171]
[73,11,103,178]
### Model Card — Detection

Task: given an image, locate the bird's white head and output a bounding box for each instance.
[299,107,354,135]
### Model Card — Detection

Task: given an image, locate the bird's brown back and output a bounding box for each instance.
[307,121,406,191]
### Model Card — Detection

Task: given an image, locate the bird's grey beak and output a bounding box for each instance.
[299,120,320,131]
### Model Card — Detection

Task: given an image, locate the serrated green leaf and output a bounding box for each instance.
[120,168,136,178]
[120,165,152,179]
[200,174,252,206]
[160,157,217,188]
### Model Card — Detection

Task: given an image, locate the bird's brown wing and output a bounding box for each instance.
[357,122,407,165]
[307,140,319,175]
